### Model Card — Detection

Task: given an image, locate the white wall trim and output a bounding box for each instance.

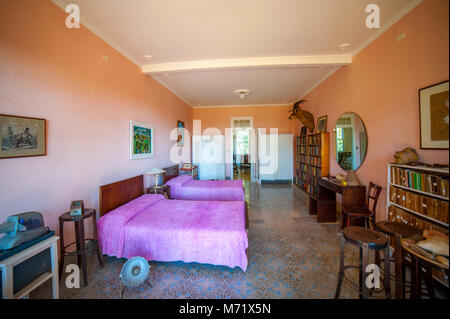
[51,0,141,67]
[295,67,341,100]
[142,55,352,74]
[150,76,194,107]
[350,0,423,58]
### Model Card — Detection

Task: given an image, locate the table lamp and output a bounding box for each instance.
[145,168,166,192]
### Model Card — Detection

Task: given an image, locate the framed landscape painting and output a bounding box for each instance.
[0,114,46,159]
[130,120,154,160]
[419,81,449,149]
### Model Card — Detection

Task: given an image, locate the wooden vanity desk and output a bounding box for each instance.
[314,177,366,224]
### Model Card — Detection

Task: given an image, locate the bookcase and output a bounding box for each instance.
[295,132,330,200]
[387,163,449,285]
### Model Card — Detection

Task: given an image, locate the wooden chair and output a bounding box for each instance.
[341,182,382,230]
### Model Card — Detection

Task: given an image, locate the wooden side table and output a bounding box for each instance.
[58,209,104,287]
[147,184,170,199]
[401,238,449,299]
[376,221,420,299]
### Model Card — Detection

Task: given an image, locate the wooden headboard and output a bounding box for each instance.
[163,165,179,183]
[99,175,144,216]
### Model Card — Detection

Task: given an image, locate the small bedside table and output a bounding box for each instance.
[147,184,170,199]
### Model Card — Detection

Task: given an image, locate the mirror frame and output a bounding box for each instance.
[333,111,368,171]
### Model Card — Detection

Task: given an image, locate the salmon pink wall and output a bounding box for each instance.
[193,105,292,133]
[293,0,449,221]
[0,1,193,238]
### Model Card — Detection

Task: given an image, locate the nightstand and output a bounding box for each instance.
[147,184,170,199]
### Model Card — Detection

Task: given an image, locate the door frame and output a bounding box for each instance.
[229,117,254,180]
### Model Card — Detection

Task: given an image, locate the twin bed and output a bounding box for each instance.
[97,172,249,271]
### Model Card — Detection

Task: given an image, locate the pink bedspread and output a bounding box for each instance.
[98,194,248,271]
[166,175,245,201]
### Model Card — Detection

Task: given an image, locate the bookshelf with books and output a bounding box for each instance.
[387,163,449,286]
[387,163,449,227]
[295,132,330,201]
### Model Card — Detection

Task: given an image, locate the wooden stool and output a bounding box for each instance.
[342,182,382,230]
[376,221,420,299]
[335,226,391,299]
[58,209,104,287]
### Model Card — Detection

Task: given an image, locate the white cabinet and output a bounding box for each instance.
[258,133,293,182]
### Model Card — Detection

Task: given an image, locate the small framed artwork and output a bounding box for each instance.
[419,80,449,149]
[182,162,192,169]
[300,126,307,136]
[316,115,328,133]
[130,120,154,160]
[177,120,185,147]
[0,114,46,159]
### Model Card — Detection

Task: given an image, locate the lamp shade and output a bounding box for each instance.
[145,168,166,175]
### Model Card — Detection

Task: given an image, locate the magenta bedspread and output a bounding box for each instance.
[166,175,245,201]
[98,194,248,271]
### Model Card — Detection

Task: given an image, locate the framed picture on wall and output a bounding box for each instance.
[177,120,185,147]
[300,126,307,136]
[316,115,328,133]
[419,80,449,149]
[130,120,154,159]
[0,114,46,159]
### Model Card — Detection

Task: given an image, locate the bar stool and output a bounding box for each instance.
[376,221,420,298]
[59,208,104,287]
[335,226,391,299]
[341,182,382,230]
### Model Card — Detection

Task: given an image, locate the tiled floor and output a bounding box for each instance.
[31,182,446,299]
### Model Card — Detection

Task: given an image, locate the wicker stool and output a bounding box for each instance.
[335,226,391,299]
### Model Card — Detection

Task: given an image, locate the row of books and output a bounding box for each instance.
[388,205,449,238]
[390,166,449,198]
[389,185,449,224]
[297,163,322,177]
[297,155,322,167]
[296,135,321,145]
[297,178,319,197]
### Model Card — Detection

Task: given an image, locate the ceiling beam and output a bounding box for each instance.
[141,55,352,74]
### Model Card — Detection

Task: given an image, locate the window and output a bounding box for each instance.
[235,129,249,155]
[336,127,344,152]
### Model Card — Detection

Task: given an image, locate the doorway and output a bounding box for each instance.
[233,128,251,181]
[230,117,254,182]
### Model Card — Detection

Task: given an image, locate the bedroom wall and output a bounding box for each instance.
[193,105,293,133]
[0,1,193,237]
[292,0,449,221]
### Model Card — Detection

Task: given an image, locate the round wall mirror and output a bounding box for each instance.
[334,112,367,171]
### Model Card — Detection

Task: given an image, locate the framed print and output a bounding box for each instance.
[419,80,449,149]
[130,120,154,159]
[316,115,328,133]
[177,120,185,147]
[300,126,307,136]
[0,114,46,159]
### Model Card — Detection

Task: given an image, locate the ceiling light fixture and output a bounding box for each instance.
[338,43,351,50]
[234,89,250,99]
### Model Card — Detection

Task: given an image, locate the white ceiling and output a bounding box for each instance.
[53,0,421,107]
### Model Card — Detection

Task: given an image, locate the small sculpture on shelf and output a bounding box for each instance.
[289,100,315,133]
[394,147,419,164]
